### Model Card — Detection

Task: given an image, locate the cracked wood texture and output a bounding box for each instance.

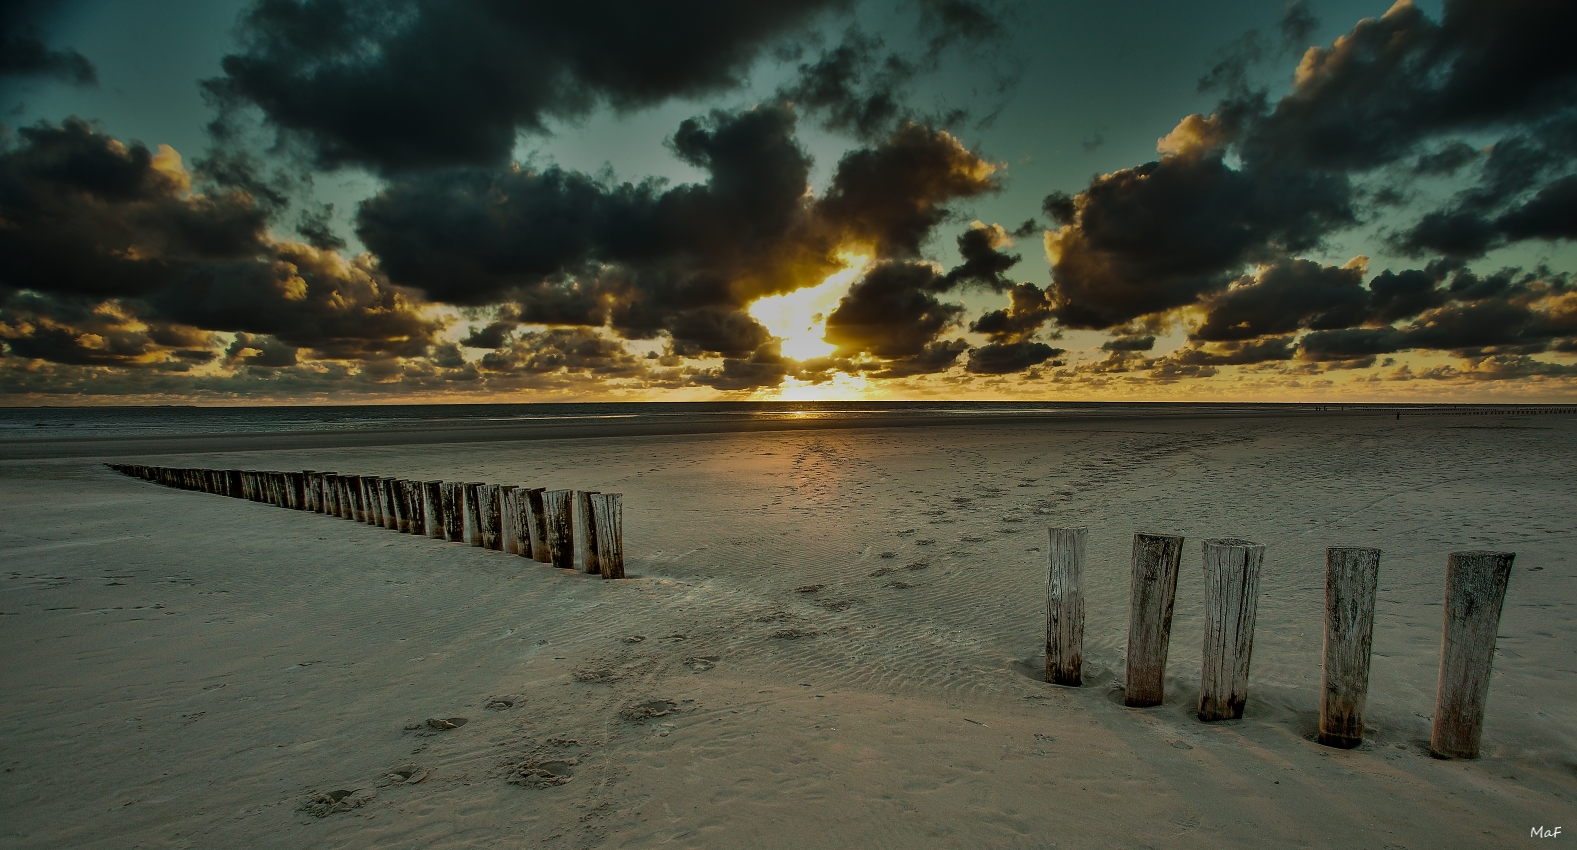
[1198,538,1265,722]
[500,486,521,554]
[1320,547,1381,748]
[525,487,550,562]
[479,484,503,550]
[1431,550,1515,759]
[1045,526,1086,686]
[541,489,575,568]
[591,493,625,579]
[1124,532,1184,707]
[573,490,602,574]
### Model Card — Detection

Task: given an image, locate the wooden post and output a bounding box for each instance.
[287,472,306,510]
[1125,532,1185,707]
[321,473,339,516]
[525,487,549,562]
[541,489,574,568]
[442,482,464,542]
[345,475,365,522]
[302,472,319,512]
[403,479,423,533]
[479,484,503,550]
[1045,526,1086,686]
[591,493,624,579]
[1198,538,1265,721]
[462,483,484,546]
[380,477,399,529]
[1320,547,1381,749]
[337,475,354,519]
[423,481,445,538]
[500,486,521,554]
[390,479,410,532]
[366,477,385,526]
[573,490,602,574]
[1431,551,1516,759]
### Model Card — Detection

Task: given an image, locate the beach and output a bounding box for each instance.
[2,407,1574,848]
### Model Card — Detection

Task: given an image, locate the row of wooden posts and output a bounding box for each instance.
[105,463,626,579]
[1044,529,1515,760]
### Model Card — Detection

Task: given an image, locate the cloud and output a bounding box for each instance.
[358,107,1000,386]
[1037,0,1577,384]
[824,260,962,359]
[964,340,1061,374]
[970,281,1051,342]
[0,120,444,367]
[0,1,96,85]
[205,0,852,173]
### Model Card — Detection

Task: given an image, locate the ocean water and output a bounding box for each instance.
[0,400,1522,440]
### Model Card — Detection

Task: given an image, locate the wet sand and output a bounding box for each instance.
[2,410,1574,848]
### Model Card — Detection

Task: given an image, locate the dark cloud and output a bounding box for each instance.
[1038,0,1577,386]
[0,1,95,85]
[776,0,1013,141]
[938,222,1019,291]
[824,260,961,359]
[0,120,443,367]
[970,282,1051,342]
[358,107,1000,385]
[1192,259,1368,342]
[478,327,648,377]
[818,121,1000,259]
[206,0,851,173]
[690,342,796,390]
[1101,334,1155,352]
[225,332,299,368]
[964,340,1060,374]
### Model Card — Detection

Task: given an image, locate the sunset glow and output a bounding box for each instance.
[747,254,872,361]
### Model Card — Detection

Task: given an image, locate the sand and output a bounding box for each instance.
[2,410,1574,848]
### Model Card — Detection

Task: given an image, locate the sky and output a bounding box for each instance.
[1,0,1574,404]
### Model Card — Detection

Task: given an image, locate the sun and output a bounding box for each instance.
[747,253,872,361]
[770,372,874,401]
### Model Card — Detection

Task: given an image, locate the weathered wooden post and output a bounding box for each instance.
[1431,551,1516,759]
[541,489,574,568]
[322,473,339,516]
[380,477,399,529]
[462,483,484,546]
[500,486,521,554]
[1320,547,1381,749]
[302,472,320,512]
[366,477,386,526]
[441,482,463,541]
[270,472,286,506]
[423,481,445,538]
[573,490,602,574]
[480,484,503,550]
[1045,526,1086,686]
[287,472,306,509]
[525,487,549,562]
[591,493,624,579]
[334,475,352,518]
[392,479,413,533]
[1125,532,1185,707]
[1198,538,1265,722]
[345,475,365,522]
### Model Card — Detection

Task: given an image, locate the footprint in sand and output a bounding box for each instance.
[878,551,897,558]
[510,758,576,788]
[869,566,898,577]
[884,580,915,589]
[622,635,646,643]
[417,716,468,731]
[904,561,929,571]
[379,763,429,786]
[684,655,720,672]
[484,697,517,711]
[794,584,824,593]
[301,788,375,817]
[620,699,678,721]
